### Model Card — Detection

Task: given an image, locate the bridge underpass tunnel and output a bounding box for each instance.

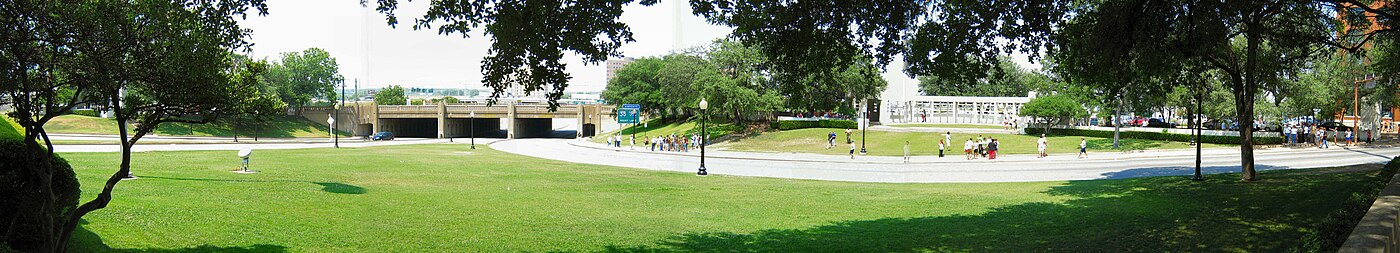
[511,118,564,138]
[376,118,438,138]
[443,118,505,138]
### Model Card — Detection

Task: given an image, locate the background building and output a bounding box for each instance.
[605,57,636,84]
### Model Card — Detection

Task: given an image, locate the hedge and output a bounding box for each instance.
[69,109,98,117]
[772,120,858,130]
[1292,156,1400,252]
[0,139,80,252]
[1024,128,1283,145]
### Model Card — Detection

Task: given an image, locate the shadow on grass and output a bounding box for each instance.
[151,116,346,138]
[141,176,365,195]
[1099,164,1291,179]
[68,221,287,253]
[314,182,366,194]
[594,167,1385,252]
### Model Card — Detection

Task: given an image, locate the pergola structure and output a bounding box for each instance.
[881,92,1036,125]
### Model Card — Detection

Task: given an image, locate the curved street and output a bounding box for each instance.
[492,139,1400,183]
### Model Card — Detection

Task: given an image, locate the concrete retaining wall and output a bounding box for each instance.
[1340,169,1400,252]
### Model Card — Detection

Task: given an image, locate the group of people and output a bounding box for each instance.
[825,129,859,159]
[644,134,701,152]
[1283,125,1360,149]
[958,134,1000,160]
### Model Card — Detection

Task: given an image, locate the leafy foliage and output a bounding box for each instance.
[919,57,1048,97]
[772,120,858,130]
[1019,94,1087,133]
[263,48,343,113]
[375,85,407,105]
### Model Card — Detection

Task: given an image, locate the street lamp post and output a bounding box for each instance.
[470,111,476,149]
[332,103,340,148]
[698,98,708,176]
[859,99,868,155]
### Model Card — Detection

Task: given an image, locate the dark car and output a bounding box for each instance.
[1319,122,1354,132]
[1145,118,1176,128]
[371,132,395,141]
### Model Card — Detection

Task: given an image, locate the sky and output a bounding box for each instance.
[237,0,1038,93]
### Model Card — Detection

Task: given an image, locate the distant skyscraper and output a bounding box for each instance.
[605,57,636,84]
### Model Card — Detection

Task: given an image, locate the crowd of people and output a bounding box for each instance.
[605,133,704,152]
[1282,124,1362,149]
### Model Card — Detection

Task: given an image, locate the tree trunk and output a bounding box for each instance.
[1114,95,1123,149]
[57,94,132,251]
[1238,21,1260,182]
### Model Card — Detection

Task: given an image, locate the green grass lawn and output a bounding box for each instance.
[720,128,1229,156]
[60,144,1380,252]
[0,115,21,140]
[44,115,349,138]
[889,123,1010,129]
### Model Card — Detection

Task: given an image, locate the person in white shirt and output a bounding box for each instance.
[1037,134,1049,158]
[1078,137,1088,159]
[903,141,911,163]
[964,138,975,160]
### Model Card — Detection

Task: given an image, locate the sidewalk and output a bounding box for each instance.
[570,138,1342,165]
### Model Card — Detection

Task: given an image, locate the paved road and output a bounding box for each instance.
[493,139,1400,183]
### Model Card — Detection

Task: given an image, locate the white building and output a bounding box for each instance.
[876,60,1035,125]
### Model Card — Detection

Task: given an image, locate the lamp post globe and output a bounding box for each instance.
[697,98,708,176]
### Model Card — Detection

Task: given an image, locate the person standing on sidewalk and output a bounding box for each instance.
[1319,128,1329,149]
[903,141,911,163]
[964,138,975,160]
[938,138,946,158]
[1037,134,1049,158]
[1346,129,1354,146]
[988,138,999,160]
[1078,137,1088,159]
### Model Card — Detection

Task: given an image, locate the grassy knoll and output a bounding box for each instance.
[0,116,20,140]
[61,144,1381,252]
[44,114,349,138]
[889,123,1010,129]
[592,119,741,144]
[719,128,1229,156]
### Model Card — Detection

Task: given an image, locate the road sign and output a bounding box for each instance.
[618,104,641,124]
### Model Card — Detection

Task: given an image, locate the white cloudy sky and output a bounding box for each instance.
[237,0,1037,93]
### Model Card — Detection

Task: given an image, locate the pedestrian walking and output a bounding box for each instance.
[1037,134,1049,158]
[903,141,911,163]
[827,131,836,150]
[1346,129,1354,146]
[849,140,857,159]
[938,138,946,158]
[1319,128,1329,149]
[988,138,998,160]
[1078,137,1087,159]
[964,138,975,160]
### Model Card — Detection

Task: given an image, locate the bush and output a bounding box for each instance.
[1291,157,1400,253]
[1024,128,1284,145]
[772,120,858,130]
[0,139,80,252]
[68,109,99,117]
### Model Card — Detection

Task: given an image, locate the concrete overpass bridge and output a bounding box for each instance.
[310,101,617,139]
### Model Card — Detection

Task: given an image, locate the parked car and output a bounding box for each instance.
[1145,118,1176,128]
[1319,122,1354,132]
[371,131,395,141]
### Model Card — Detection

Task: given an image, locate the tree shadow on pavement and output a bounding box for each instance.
[593,167,1384,252]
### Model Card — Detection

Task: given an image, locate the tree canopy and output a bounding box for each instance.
[263,48,343,113]
[376,85,408,105]
[1019,94,1087,134]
